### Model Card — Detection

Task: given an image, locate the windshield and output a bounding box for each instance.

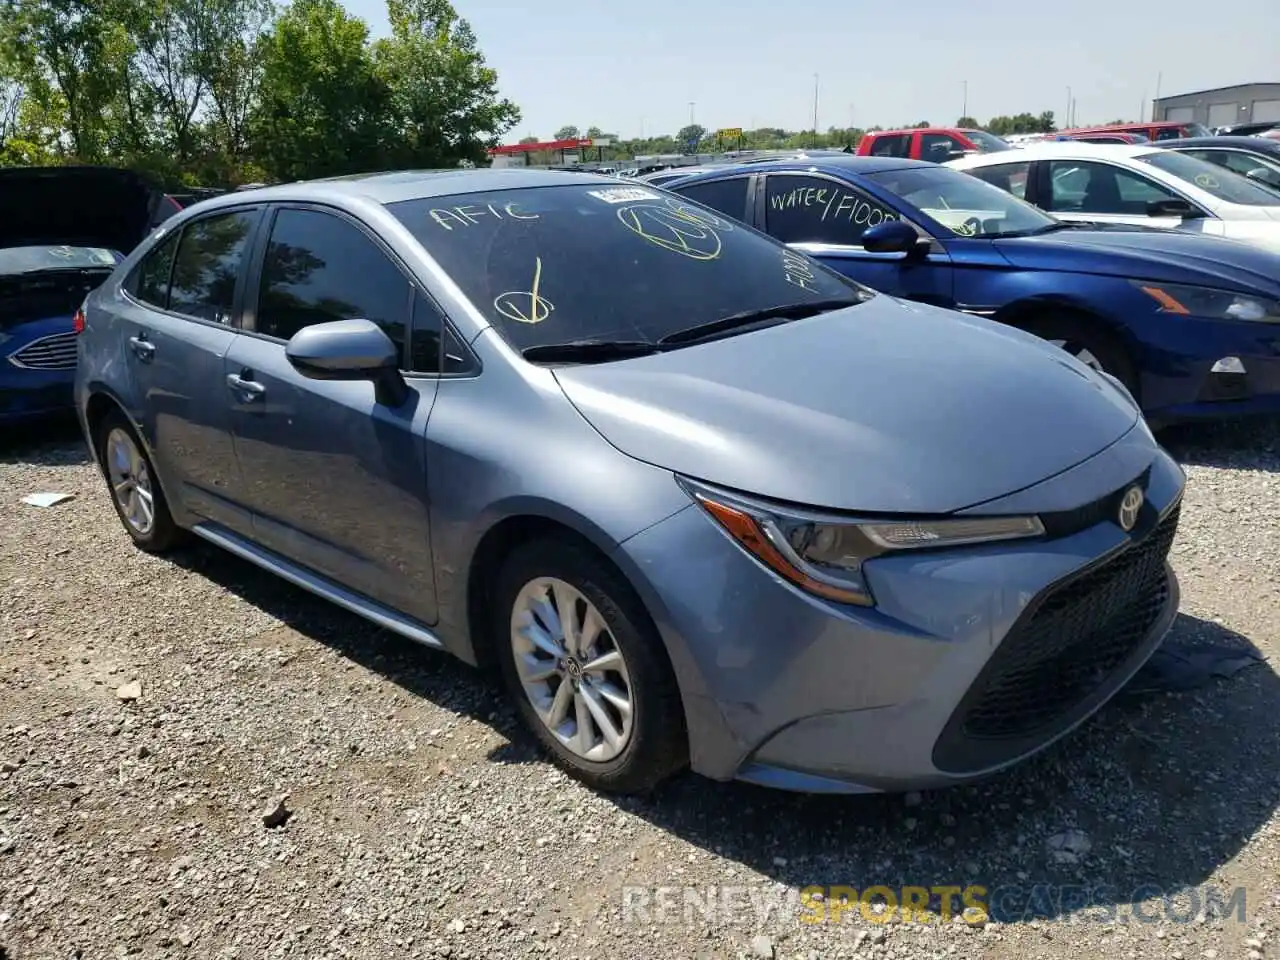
[1181,122,1213,138]
[0,245,121,275]
[1137,151,1280,205]
[961,129,1013,153]
[388,184,871,352]
[863,165,1058,238]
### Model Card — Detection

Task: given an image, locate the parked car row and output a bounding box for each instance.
[69,167,1186,799]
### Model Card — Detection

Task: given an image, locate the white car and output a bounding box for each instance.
[947,141,1280,253]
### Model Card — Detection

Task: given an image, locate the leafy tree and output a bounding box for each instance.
[956,116,978,128]
[553,124,579,140]
[675,123,704,153]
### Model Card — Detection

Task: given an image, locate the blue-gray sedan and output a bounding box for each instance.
[73,169,1185,794]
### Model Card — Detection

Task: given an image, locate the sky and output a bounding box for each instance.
[342,0,1279,143]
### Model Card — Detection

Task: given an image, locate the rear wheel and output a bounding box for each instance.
[94,410,183,553]
[1021,312,1139,396]
[494,538,687,793]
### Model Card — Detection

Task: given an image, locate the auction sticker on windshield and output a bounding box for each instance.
[587,187,662,204]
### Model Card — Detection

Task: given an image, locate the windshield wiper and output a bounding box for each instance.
[657,297,864,347]
[521,339,661,364]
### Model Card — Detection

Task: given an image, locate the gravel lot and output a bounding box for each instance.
[1,415,1278,960]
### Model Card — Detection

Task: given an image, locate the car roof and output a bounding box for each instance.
[1157,136,1280,152]
[666,155,932,181]
[190,167,620,210]
[951,141,1154,167]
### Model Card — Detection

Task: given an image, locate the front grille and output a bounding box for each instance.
[933,502,1179,774]
[8,331,78,370]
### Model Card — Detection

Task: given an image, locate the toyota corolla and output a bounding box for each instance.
[74,170,1185,794]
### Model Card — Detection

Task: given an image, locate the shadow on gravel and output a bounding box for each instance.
[615,613,1280,925]
[1160,414,1280,473]
[164,524,1280,927]
[0,413,87,465]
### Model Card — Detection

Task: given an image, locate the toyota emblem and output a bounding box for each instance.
[1117,485,1144,532]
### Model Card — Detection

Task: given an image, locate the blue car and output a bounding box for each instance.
[1,166,160,426]
[664,157,1280,425]
[75,170,1183,794]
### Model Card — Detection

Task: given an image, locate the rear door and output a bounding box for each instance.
[224,203,443,624]
[756,171,954,304]
[115,205,264,534]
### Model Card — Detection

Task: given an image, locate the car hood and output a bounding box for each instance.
[994,226,1280,296]
[552,298,1139,514]
[0,166,161,256]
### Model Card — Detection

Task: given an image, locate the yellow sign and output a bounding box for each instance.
[718,127,743,139]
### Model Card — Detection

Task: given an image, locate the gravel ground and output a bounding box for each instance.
[1,415,1278,960]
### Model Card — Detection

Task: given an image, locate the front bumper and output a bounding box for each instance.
[1135,313,1280,424]
[615,429,1185,794]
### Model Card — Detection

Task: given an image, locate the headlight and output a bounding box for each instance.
[1134,281,1280,323]
[679,479,1045,607]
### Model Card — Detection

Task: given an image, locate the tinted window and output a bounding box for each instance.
[131,233,179,307]
[1137,151,1280,205]
[407,291,469,374]
[1045,161,1179,214]
[866,165,1056,238]
[386,184,869,354]
[168,211,258,322]
[920,133,962,162]
[960,129,1012,152]
[256,209,412,360]
[868,134,910,157]
[966,161,1031,199]
[672,177,749,220]
[763,174,900,245]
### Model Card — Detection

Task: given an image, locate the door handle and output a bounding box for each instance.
[128,335,156,361]
[226,372,266,401]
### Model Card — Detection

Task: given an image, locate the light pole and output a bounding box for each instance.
[812,73,820,147]
[962,80,968,120]
[1065,86,1071,129]
[688,101,695,126]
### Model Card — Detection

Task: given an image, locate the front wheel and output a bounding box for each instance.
[494,539,688,793]
[1022,312,1139,397]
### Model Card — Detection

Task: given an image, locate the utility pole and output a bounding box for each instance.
[962,80,968,120]
[688,101,695,126]
[1065,86,1072,129]
[811,73,820,148]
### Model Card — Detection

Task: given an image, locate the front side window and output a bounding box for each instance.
[672,177,750,220]
[763,174,900,245]
[1045,161,1179,215]
[965,161,1031,199]
[865,165,1057,238]
[960,129,1012,153]
[386,184,868,354]
[255,208,412,362]
[868,134,910,157]
[1137,150,1280,205]
[168,210,259,322]
[920,133,963,162]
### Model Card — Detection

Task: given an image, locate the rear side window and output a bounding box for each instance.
[255,208,412,363]
[868,134,910,157]
[920,133,963,162]
[168,210,259,323]
[763,174,899,245]
[672,177,750,221]
[129,232,180,308]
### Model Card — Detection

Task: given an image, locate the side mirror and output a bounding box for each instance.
[286,318,408,407]
[862,219,921,255]
[1146,198,1199,219]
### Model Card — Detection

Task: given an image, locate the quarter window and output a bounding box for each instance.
[168,210,259,322]
[966,161,1031,200]
[129,231,180,309]
[763,174,899,245]
[672,177,750,220]
[255,208,412,364]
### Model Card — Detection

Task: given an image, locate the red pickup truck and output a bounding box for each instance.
[856,127,1013,162]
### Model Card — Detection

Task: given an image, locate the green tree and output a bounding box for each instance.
[675,123,704,153]
[554,124,579,140]
[956,116,978,128]
[372,0,519,168]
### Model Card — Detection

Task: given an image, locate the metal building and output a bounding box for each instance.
[1153,82,1280,129]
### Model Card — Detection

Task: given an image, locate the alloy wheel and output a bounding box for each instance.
[1048,338,1104,372]
[105,427,156,536]
[509,577,635,762]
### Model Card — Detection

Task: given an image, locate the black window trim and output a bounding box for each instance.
[120,203,267,330]
[1042,157,1214,220]
[241,200,480,379]
[758,170,935,253]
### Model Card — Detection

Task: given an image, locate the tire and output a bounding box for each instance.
[1021,312,1139,397]
[493,538,688,793]
[93,410,184,553]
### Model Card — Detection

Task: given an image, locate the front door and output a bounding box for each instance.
[1035,159,1217,234]
[226,204,441,624]
[757,172,955,305]
[114,206,263,534]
